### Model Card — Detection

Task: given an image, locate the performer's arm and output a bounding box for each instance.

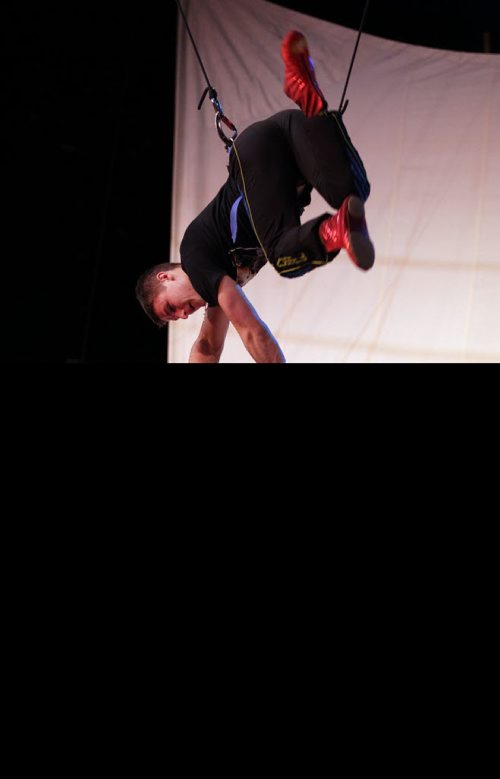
[189,306,230,363]
[216,276,286,364]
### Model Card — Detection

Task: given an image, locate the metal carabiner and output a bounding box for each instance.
[198,86,238,150]
[216,112,238,149]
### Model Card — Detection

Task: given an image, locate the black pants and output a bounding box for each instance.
[229,109,370,278]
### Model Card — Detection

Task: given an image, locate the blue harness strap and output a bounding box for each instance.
[230,193,251,244]
[230,195,243,244]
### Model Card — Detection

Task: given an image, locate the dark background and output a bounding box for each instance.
[4,1,499,363]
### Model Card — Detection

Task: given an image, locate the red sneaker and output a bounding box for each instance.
[319,196,375,270]
[281,30,328,118]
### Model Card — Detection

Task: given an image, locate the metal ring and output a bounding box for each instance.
[216,112,238,147]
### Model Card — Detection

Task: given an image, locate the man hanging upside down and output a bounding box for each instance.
[136,30,375,363]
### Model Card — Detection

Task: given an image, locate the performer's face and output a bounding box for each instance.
[153,273,204,323]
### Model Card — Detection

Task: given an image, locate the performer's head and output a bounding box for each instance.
[136,263,205,326]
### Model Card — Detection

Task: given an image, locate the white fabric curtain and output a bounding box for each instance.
[169,0,500,362]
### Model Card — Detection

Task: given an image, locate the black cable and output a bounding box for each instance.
[338,0,371,113]
[175,0,214,92]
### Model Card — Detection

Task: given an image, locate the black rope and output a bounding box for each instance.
[175,0,237,148]
[175,0,213,93]
[338,0,371,114]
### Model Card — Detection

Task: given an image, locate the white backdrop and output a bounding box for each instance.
[169,0,500,362]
